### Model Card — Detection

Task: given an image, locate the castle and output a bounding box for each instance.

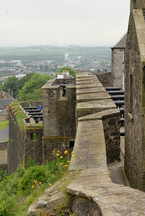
[6,0,145,215]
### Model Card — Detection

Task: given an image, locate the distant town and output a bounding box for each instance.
[0,46,111,81]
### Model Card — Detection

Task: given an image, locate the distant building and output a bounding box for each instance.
[112,34,127,89]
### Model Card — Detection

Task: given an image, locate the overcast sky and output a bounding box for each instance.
[0,0,130,47]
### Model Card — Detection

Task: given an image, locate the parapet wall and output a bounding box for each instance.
[68,72,145,215]
[95,72,113,87]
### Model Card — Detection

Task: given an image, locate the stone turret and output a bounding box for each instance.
[130,0,145,10]
[42,75,76,162]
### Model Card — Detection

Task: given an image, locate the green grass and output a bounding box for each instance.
[0,120,9,130]
[0,156,69,216]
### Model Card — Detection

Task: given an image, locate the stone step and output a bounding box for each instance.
[108,90,124,95]
[106,87,122,91]
[111,95,124,101]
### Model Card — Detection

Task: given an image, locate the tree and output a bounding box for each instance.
[2,76,19,98]
[18,73,50,101]
[57,67,76,77]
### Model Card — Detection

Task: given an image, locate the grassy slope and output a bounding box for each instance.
[0,156,69,216]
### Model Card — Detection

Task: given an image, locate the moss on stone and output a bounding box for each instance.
[9,101,27,129]
[9,101,43,131]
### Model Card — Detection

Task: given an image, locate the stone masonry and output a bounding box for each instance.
[42,77,76,162]
[8,103,43,173]
[28,72,145,216]
[125,1,145,191]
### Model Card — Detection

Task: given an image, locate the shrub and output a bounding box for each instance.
[19,166,48,194]
[0,192,16,216]
[0,156,69,216]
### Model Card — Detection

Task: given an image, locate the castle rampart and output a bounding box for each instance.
[28,72,145,216]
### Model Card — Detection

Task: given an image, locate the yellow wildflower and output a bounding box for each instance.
[64,150,68,155]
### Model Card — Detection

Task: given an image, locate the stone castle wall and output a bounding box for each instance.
[42,79,76,162]
[125,9,145,191]
[28,72,145,216]
[70,73,120,170]
[8,103,43,173]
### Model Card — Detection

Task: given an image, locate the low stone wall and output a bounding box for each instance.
[68,73,145,215]
[68,168,145,216]
[28,72,145,216]
[95,72,113,87]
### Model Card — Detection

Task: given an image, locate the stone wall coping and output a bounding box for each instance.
[76,80,99,85]
[77,99,116,110]
[69,119,107,170]
[76,76,99,81]
[76,84,103,89]
[76,87,106,95]
[76,92,111,103]
[77,73,93,78]
[67,168,145,216]
[78,109,120,121]
[76,76,98,81]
